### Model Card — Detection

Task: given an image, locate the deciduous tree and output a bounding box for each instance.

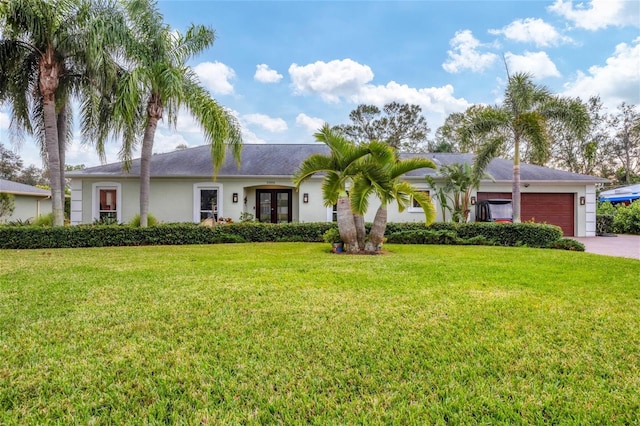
[336,102,430,152]
[605,103,640,184]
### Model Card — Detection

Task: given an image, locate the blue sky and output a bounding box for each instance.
[1,0,639,168]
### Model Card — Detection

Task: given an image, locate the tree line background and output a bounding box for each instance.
[2,97,638,189]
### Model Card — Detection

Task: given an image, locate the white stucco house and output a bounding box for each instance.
[67,144,607,236]
[0,178,52,223]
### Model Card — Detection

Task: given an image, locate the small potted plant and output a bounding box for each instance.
[323,227,343,253]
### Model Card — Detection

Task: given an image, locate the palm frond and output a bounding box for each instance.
[293,154,335,186]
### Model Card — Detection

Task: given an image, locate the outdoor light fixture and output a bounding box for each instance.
[232,193,238,203]
[580,196,586,205]
[470,196,476,205]
[303,193,309,203]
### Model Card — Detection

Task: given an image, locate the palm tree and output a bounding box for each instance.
[294,126,436,253]
[96,0,242,227]
[356,148,436,252]
[293,125,373,253]
[0,0,129,226]
[464,73,590,222]
[428,162,491,223]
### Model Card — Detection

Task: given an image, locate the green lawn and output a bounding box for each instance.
[1,243,639,424]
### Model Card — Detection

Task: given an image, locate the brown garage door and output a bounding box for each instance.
[477,192,575,236]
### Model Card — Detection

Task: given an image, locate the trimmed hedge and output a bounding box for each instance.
[0,221,563,250]
[549,238,585,252]
[387,222,563,248]
[0,222,335,249]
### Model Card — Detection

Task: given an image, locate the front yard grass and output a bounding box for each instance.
[1,243,639,424]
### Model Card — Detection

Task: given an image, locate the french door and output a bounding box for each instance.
[256,189,292,223]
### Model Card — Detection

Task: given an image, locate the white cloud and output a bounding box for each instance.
[174,110,202,134]
[549,0,640,30]
[193,61,236,95]
[152,131,191,155]
[239,127,267,144]
[0,111,9,129]
[242,113,288,132]
[355,82,470,116]
[289,59,374,102]
[295,114,325,133]
[442,30,499,74]
[288,58,469,118]
[254,64,283,83]
[489,18,572,47]
[505,51,561,78]
[562,37,640,108]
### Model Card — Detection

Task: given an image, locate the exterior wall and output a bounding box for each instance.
[584,185,597,237]
[70,179,83,225]
[70,176,596,236]
[1,195,51,223]
[74,177,308,224]
[471,182,594,237]
[296,179,327,222]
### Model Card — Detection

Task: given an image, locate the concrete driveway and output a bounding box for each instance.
[572,235,640,260]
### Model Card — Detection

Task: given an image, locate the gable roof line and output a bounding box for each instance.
[0,179,51,197]
[68,143,607,183]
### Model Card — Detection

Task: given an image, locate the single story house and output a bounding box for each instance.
[0,178,52,223]
[67,144,607,236]
[600,184,640,205]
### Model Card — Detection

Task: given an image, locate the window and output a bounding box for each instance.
[193,183,222,222]
[99,189,117,220]
[92,182,122,223]
[410,190,430,211]
[200,189,218,220]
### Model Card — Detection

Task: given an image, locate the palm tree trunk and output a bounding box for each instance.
[365,205,387,252]
[354,213,365,251]
[337,196,358,252]
[140,119,158,228]
[140,95,162,227]
[39,48,63,226]
[512,135,521,223]
[43,98,63,226]
[57,106,67,221]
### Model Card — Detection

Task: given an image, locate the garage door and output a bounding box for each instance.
[477,192,575,236]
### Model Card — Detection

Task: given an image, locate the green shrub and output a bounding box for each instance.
[596,214,615,235]
[129,213,159,227]
[613,200,640,234]
[596,201,617,215]
[387,230,461,245]
[459,235,497,246]
[386,222,562,248]
[6,218,32,226]
[239,212,255,222]
[32,213,54,227]
[0,193,15,220]
[549,238,585,251]
[0,222,333,249]
[322,227,342,244]
[0,221,565,250]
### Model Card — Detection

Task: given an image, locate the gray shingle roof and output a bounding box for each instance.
[67,143,607,183]
[0,179,51,196]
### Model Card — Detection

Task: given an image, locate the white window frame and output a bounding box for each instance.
[92,182,122,223]
[193,182,223,222]
[326,204,338,222]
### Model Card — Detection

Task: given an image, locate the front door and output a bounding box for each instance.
[257,189,292,223]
